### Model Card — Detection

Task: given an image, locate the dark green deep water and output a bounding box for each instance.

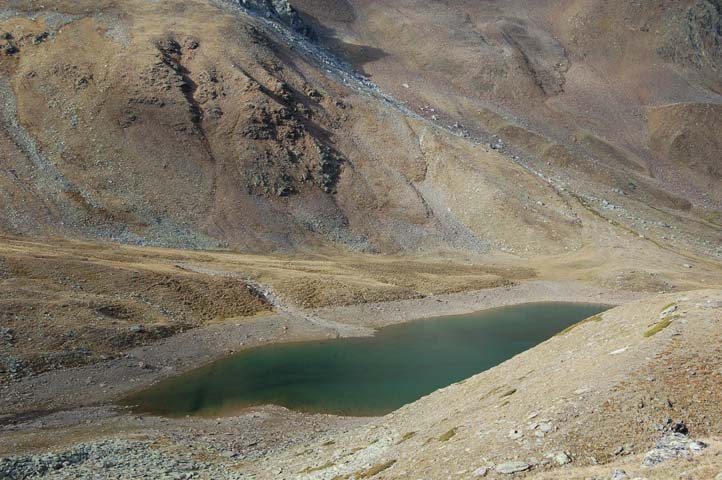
[124,302,608,417]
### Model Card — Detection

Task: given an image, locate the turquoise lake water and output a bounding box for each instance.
[124,302,607,417]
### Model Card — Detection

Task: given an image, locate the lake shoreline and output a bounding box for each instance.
[126,303,610,418]
[0,280,643,456]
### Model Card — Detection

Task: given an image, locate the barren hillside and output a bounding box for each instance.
[0,0,719,258]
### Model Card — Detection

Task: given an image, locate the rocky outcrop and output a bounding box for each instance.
[643,432,708,466]
[235,0,311,35]
[657,0,722,90]
[685,0,722,73]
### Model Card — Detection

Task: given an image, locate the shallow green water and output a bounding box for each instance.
[124,302,607,417]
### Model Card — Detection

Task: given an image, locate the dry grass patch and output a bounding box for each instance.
[294,448,313,457]
[438,427,457,441]
[357,460,396,478]
[558,313,603,335]
[396,431,417,444]
[500,388,517,397]
[645,317,675,337]
[660,302,677,313]
[300,461,334,474]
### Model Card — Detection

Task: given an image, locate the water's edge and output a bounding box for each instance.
[123,302,609,417]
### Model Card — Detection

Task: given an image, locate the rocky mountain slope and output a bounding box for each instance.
[299,0,722,256]
[295,0,722,204]
[0,0,719,259]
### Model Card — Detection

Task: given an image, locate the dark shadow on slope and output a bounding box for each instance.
[294,9,387,77]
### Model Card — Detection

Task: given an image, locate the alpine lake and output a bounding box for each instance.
[123,302,608,417]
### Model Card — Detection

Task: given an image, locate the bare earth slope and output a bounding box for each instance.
[253,290,722,479]
[0,0,720,259]
[294,0,722,256]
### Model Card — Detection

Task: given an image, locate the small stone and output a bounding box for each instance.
[553,452,571,465]
[613,445,624,456]
[129,325,146,334]
[472,466,488,477]
[689,440,707,452]
[508,429,523,440]
[33,32,49,44]
[219,451,237,458]
[671,421,688,434]
[495,462,531,474]
[610,470,629,480]
[539,422,553,433]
